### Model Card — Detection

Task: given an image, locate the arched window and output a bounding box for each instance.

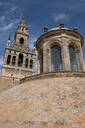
[12,56,16,66]
[18,54,23,67]
[7,55,11,65]
[19,38,24,45]
[51,45,62,72]
[69,45,78,71]
[25,58,28,68]
[30,59,33,69]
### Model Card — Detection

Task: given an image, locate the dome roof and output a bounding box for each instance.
[48,27,68,31]
[0,72,85,127]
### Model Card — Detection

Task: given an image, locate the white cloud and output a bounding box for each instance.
[29,36,38,49]
[0,56,3,75]
[0,19,19,31]
[10,7,18,12]
[0,2,3,6]
[0,56,3,66]
[0,2,9,6]
[53,13,69,22]
[1,23,14,31]
[0,15,6,22]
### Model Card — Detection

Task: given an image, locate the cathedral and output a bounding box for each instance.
[0,17,85,127]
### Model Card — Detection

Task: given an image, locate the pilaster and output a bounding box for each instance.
[61,44,71,71]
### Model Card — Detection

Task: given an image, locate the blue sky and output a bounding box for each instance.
[0,0,85,73]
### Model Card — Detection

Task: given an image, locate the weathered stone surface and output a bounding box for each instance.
[0,72,85,127]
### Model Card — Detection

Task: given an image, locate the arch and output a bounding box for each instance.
[68,42,79,49]
[51,45,62,72]
[69,45,78,71]
[47,41,62,50]
[12,56,16,66]
[19,38,24,45]
[30,59,33,69]
[7,55,11,65]
[18,54,23,67]
[25,58,28,68]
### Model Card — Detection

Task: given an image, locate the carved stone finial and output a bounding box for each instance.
[60,22,64,28]
[56,24,58,28]
[44,26,48,33]
[21,13,25,20]
[73,27,78,32]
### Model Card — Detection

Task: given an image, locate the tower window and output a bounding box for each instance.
[30,59,33,69]
[25,58,28,68]
[12,56,16,66]
[69,45,78,71]
[7,55,11,65]
[18,54,23,67]
[19,38,24,45]
[51,45,62,72]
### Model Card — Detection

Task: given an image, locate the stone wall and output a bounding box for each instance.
[0,72,85,127]
[0,76,19,92]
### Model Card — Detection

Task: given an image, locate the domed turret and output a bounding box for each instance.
[36,23,84,74]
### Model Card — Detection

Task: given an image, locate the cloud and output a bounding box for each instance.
[0,56,3,75]
[35,54,38,74]
[53,13,69,22]
[1,23,14,31]
[0,2,3,5]
[0,56,3,66]
[0,2,9,6]
[0,15,5,22]
[10,7,18,12]
[0,19,19,31]
[29,36,38,49]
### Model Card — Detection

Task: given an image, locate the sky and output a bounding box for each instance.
[0,0,85,74]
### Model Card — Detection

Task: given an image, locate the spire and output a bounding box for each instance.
[20,13,26,27]
[22,13,25,20]
[16,14,29,36]
[7,34,11,47]
[14,15,29,47]
[8,33,11,40]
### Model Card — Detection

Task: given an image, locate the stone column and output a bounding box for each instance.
[15,53,19,67]
[46,48,51,72]
[43,46,47,73]
[49,48,51,72]
[33,56,36,72]
[37,53,41,74]
[79,46,85,71]
[76,45,85,71]
[10,55,13,66]
[23,54,26,68]
[3,53,8,65]
[61,44,71,71]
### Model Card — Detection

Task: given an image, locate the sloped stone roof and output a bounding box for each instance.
[0,72,85,128]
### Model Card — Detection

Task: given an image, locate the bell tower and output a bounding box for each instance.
[1,15,36,83]
[14,15,29,49]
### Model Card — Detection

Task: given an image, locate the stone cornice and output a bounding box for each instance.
[5,47,36,56]
[20,72,85,84]
[36,29,84,49]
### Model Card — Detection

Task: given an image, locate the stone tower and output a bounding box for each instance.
[1,16,36,80]
[36,22,85,74]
